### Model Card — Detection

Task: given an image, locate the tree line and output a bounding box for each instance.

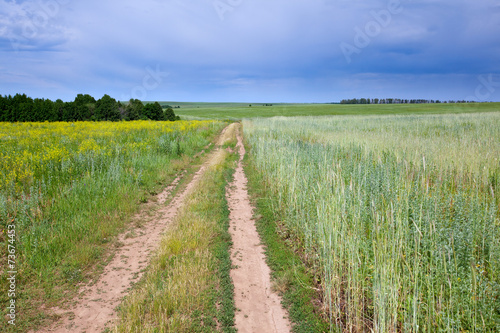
[339,98,477,105]
[0,93,180,122]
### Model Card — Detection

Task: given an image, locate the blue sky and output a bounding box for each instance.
[1,0,499,102]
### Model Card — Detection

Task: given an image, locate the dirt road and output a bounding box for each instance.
[227,126,291,333]
[36,123,291,332]
[37,125,234,333]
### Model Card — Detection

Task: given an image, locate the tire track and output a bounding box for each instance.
[227,125,291,333]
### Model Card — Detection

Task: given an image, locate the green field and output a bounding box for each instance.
[243,112,500,331]
[164,102,500,119]
[2,103,499,332]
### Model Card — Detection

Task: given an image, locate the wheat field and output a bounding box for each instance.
[244,112,500,332]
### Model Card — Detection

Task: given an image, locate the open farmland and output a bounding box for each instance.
[243,112,500,331]
[3,0,499,331]
[172,102,500,120]
[0,120,225,331]
[1,106,500,333]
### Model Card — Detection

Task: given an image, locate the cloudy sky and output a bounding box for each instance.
[1,0,499,102]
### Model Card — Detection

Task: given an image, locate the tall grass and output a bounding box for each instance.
[0,120,224,332]
[243,113,500,332]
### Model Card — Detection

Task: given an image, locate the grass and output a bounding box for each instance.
[0,120,226,332]
[114,138,238,332]
[243,112,500,332]
[3,102,498,332]
[172,102,500,120]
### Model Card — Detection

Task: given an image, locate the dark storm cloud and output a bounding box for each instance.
[0,0,499,102]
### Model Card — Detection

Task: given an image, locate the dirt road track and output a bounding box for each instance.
[227,126,291,333]
[35,123,291,333]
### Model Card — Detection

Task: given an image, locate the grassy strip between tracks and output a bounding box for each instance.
[114,146,238,332]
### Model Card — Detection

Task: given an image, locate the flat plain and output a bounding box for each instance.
[1,103,499,332]
[165,101,500,119]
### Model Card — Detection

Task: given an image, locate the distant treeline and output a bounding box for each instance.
[0,93,180,122]
[340,98,477,104]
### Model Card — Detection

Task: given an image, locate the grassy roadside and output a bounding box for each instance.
[114,145,238,332]
[242,136,330,333]
[0,122,225,333]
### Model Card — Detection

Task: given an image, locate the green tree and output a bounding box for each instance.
[43,99,55,121]
[125,99,144,120]
[11,93,33,121]
[62,102,76,121]
[143,103,154,120]
[117,101,126,120]
[53,99,65,121]
[143,102,164,120]
[164,106,176,121]
[33,98,54,122]
[0,95,9,121]
[74,94,96,120]
[95,94,120,121]
[4,95,14,121]
[152,102,165,120]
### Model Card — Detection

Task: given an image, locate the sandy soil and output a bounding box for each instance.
[36,126,232,333]
[227,126,291,333]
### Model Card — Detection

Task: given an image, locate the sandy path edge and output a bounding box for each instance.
[34,125,232,333]
[227,125,291,333]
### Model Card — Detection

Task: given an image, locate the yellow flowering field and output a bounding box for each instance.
[0,120,220,195]
[0,120,225,332]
